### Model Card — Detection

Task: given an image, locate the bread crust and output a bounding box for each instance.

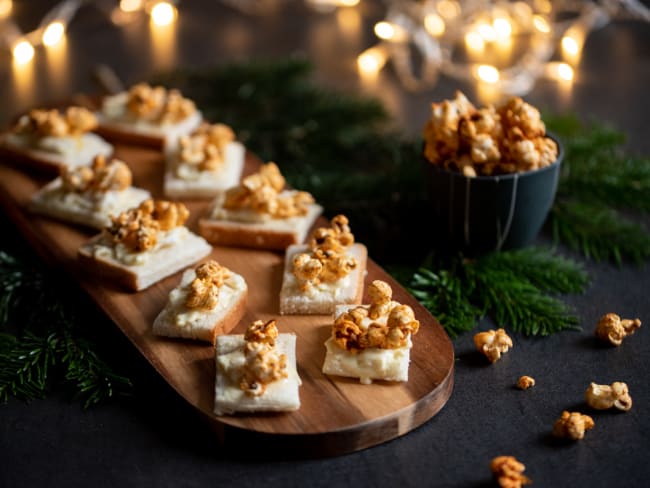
[198,203,323,251]
[77,232,213,292]
[153,280,248,344]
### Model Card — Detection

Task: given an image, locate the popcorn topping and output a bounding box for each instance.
[490,456,532,488]
[178,123,236,173]
[125,83,196,123]
[223,162,314,218]
[332,280,419,352]
[292,215,357,292]
[239,320,288,397]
[106,199,189,252]
[595,312,641,346]
[185,260,232,310]
[14,107,98,138]
[423,91,557,176]
[516,375,536,390]
[552,411,594,440]
[61,155,132,194]
[473,328,513,363]
[585,382,632,412]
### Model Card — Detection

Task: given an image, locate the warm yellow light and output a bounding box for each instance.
[150,2,176,26]
[0,0,12,18]
[492,17,512,38]
[120,0,143,12]
[532,15,550,33]
[557,63,574,81]
[337,0,360,6]
[42,22,65,47]
[546,62,575,82]
[476,64,500,84]
[534,0,552,14]
[465,31,485,52]
[374,21,395,40]
[374,21,407,42]
[13,40,34,64]
[476,22,496,42]
[513,2,533,22]
[424,14,445,37]
[561,35,579,56]
[436,0,460,20]
[357,46,387,74]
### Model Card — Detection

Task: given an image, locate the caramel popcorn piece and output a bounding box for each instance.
[292,215,358,290]
[595,312,641,346]
[332,282,419,352]
[423,91,557,176]
[585,382,632,411]
[490,456,531,488]
[552,411,594,440]
[223,162,314,218]
[14,107,97,138]
[178,123,236,172]
[126,83,196,123]
[239,320,288,397]
[106,199,188,252]
[63,155,132,193]
[516,375,535,390]
[185,261,231,310]
[473,328,513,363]
[367,279,393,319]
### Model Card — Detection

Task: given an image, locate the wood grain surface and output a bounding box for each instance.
[0,141,455,457]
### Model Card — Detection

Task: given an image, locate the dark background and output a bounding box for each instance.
[1,1,649,486]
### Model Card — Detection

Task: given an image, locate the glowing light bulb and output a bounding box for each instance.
[532,15,550,33]
[436,0,460,20]
[476,65,500,84]
[120,0,143,12]
[465,31,485,53]
[557,63,574,81]
[374,21,406,42]
[561,35,579,56]
[0,0,12,19]
[424,14,445,37]
[476,22,496,42]
[357,46,387,75]
[13,40,34,64]
[150,2,176,26]
[492,17,512,38]
[42,21,65,47]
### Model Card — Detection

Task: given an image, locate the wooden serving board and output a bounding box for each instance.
[0,141,454,457]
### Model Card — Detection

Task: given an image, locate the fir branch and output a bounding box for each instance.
[409,268,482,338]
[551,200,650,264]
[408,248,586,337]
[546,115,650,262]
[0,250,131,407]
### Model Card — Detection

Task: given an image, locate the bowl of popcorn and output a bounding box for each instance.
[422,91,562,255]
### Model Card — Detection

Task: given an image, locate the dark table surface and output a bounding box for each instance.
[2,1,649,487]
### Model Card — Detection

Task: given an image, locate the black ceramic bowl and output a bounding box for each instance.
[422,135,563,256]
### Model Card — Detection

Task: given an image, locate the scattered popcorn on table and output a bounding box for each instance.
[585,382,632,411]
[516,375,535,390]
[552,411,594,440]
[595,312,641,346]
[473,328,513,363]
[490,456,532,488]
[423,91,558,176]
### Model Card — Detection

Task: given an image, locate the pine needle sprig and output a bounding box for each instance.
[0,250,132,407]
[546,115,650,263]
[408,247,587,337]
[409,268,483,338]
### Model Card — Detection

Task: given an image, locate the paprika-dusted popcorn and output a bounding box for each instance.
[423,91,558,176]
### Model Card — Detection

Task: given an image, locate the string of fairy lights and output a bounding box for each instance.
[2,0,648,96]
[0,0,179,65]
